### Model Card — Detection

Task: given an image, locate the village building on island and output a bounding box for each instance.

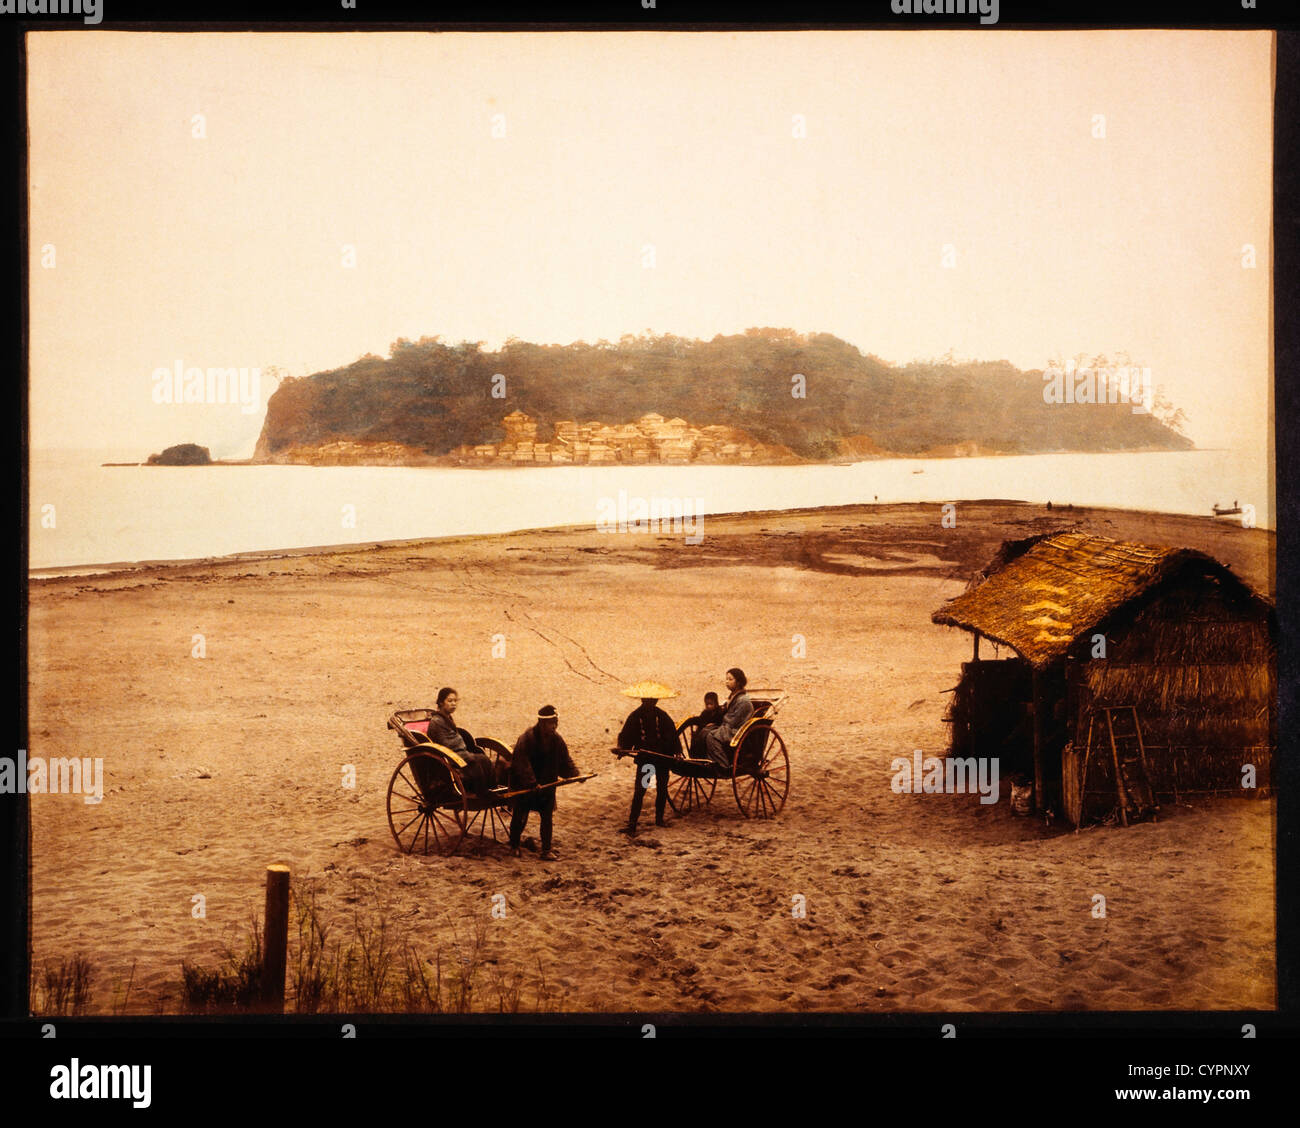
[454,410,790,465]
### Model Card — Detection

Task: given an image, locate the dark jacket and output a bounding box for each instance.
[617,706,679,759]
[688,706,726,729]
[510,724,579,811]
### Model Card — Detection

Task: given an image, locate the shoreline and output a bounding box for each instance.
[101,459,255,468]
[27,498,1266,583]
[103,443,1198,471]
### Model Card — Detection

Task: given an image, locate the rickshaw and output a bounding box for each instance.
[385,709,591,856]
[611,691,791,818]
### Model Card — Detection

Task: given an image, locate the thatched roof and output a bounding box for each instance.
[931,531,1267,670]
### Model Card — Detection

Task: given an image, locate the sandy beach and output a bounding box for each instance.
[26,501,1276,1014]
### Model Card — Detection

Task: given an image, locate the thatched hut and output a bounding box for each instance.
[931,531,1275,825]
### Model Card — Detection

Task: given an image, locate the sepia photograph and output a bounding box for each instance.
[22,27,1276,1020]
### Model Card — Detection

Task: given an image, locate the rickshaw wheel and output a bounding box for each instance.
[669,772,716,815]
[464,798,513,850]
[675,718,701,758]
[477,737,513,782]
[461,737,515,850]
[732,728,790,819]
[671,719,716,813]
[387,750,468,856]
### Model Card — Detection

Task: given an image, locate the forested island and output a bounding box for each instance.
[248,329,1192,467]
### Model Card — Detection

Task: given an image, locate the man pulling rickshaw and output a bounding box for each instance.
[507,704,580,861]
[385,699,592,859]
[610,669,790,828]
[614,681,681,836]
[384,669,789,859]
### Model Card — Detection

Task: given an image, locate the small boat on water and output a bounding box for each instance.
[912,468,925,474]
[1212,500,1242,517]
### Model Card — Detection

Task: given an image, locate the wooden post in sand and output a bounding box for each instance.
[262,864,290,1012]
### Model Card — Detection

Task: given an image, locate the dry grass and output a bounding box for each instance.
[180,914,264,1013]
[31,954,96,1016]
[179,877,562,1014]
[109,960,138,1016]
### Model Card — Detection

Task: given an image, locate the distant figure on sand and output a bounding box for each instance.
[693,668,754,768]
[509,705,580,861]
[617,695,679,836]
[426,687,496,798]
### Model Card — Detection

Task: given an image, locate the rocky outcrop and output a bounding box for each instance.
[918,440,1004,458]
[147,443,212,466]
[450,412,799,466]
[835,434,891,459]
[258,440,440,466]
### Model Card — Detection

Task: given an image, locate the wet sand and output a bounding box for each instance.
[26,501,1276,1013]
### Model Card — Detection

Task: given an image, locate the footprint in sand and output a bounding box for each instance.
[815,973,855,990]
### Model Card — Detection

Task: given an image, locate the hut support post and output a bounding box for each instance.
[1031,669,1044,814]
[973,631,980,661]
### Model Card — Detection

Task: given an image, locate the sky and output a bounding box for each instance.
[28,30,1273,460]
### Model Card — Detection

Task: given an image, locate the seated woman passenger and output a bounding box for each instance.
[693,668,754,768]
[425,687,497,797]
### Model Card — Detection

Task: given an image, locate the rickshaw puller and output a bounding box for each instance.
[617,696,678,835]
[509,705,579,861]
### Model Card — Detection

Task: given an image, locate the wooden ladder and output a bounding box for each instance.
[1081,706,1159,826]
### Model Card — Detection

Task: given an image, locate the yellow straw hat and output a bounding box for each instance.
[620,680,679,700]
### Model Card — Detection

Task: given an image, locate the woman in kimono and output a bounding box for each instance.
[698,668,754,769]
[425,687,497,798]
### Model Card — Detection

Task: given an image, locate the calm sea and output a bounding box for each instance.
[28,447,1272,572]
